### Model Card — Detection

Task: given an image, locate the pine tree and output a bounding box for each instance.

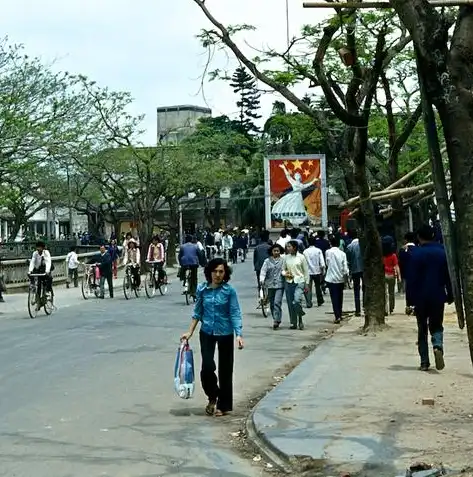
[229,66,262,134]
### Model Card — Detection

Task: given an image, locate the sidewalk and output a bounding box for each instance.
[251,301,473,476]
[0,266,178,318]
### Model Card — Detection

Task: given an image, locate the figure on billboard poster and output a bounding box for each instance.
[271,163,319,226]
[265,156,326,230]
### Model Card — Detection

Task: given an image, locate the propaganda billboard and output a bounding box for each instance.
[264,154,327,231]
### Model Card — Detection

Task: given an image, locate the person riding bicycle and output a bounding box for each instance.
[178,235,199,298]
[125,239,141,288]
[28,241,53,303]
[147,235,166,285]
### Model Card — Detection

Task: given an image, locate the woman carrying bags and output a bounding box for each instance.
[181,258,244,417]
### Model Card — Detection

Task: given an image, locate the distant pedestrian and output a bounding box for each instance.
[382,237,401,315]
[325,235,349,324]
[108,240,120,279]
[398,232,416,315]
[65,246,79,288]
[346,229,364,316]
[282,240,309,330]
[303,236,325,308]
[181,258,244,417]
[97,244,113,299]
[253,230,272,292]
[259,244,285,329]
[408,225,453,371]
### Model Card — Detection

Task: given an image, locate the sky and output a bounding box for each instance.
[1,0,327,145]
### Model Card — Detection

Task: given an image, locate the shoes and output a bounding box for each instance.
[419,364,430,372]
[298,320,305,330]
[434,347,445,370]
[355,312,361,317]
[334,318,341,324]
[0,297,5,303]
[289,325,297,330]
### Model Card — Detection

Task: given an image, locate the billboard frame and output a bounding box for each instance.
[264,154,327,232]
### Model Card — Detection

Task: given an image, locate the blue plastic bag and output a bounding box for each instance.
[174,341,195,399]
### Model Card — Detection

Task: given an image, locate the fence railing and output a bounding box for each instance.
[0,241,98,259]
[0,252,103,290]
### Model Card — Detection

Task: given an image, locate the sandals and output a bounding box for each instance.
[205,401,216,416]
[214,409,229,417]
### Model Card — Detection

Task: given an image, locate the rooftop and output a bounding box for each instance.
[156,105,212,114]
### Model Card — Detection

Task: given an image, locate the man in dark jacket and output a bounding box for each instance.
[253,230,271,290]
[179,235,200,297]
[408,225,453,371]
[97,244,113,298]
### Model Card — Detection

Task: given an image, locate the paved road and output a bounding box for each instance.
[0,258,340,477]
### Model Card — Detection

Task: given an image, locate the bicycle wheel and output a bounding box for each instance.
[144,273,156,298]
[134,276,141,298]
[44,290,54,315]
[158,279,168,296]
[28,287,38,319]
[123,274,132,300]
[81,274,91,300]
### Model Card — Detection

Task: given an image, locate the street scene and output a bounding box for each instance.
[2,1,473,477]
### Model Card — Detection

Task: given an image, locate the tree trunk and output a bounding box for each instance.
[167,199,179,267]
[136,215,154,267]
[353,130,386,330]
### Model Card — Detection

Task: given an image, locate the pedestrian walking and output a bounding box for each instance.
[282,240,309,330]
[65,246,79,288]
[253,230,272,292]
[108,239,120,279]
[97,244,113,299]
[408,225,453,371]
[303,236,325,307]
[259,244,285,329]
[399,231,416,315]
[346,229,364,316]
[382,237,401,315]
[181,258,244,417]
[325,235,349,324]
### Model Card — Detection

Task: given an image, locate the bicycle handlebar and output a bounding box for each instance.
[29,273,47,277]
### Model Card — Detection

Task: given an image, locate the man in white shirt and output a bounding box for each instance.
[276,229,291,250]
[65,246,80,288]
[282,240,310,330]
[303,236,326,307]
[325,235,349,323]
[28,240,53,298]
[214,230,222,254]
[222,231,233,260]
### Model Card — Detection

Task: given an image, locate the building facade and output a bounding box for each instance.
[156,104,212,144]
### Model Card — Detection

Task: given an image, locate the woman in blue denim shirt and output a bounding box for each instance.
[181,258,244,417]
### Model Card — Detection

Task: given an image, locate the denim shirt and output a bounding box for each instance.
[192,282,243,337]
[260,257,284,289]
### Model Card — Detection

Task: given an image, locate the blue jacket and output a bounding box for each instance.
[407,242,453,307]
[179,243,199,267]
[193,282,243,337]
[346,239,363,274]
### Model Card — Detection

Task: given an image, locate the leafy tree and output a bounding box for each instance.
[191,1,427,329]
[229,66,262,134]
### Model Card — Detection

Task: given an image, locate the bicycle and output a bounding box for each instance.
[81,263,101,300]
[28,273,54,319]
[257,283,270,318]
[181,267,196,306]
[144,261,168,298]
[123,263,141,300]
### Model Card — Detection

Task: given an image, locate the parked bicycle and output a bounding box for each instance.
[123,264,141,300]
[144,261,168,298]
[28,273,54,319]
[81,263,101,300]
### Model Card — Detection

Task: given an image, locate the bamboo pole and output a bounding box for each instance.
[303,0,473,8]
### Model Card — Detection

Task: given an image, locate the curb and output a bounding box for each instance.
[245,408,292,474]
[244,316,355,474]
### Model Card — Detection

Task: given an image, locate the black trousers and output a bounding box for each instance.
[199,330,234,413]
